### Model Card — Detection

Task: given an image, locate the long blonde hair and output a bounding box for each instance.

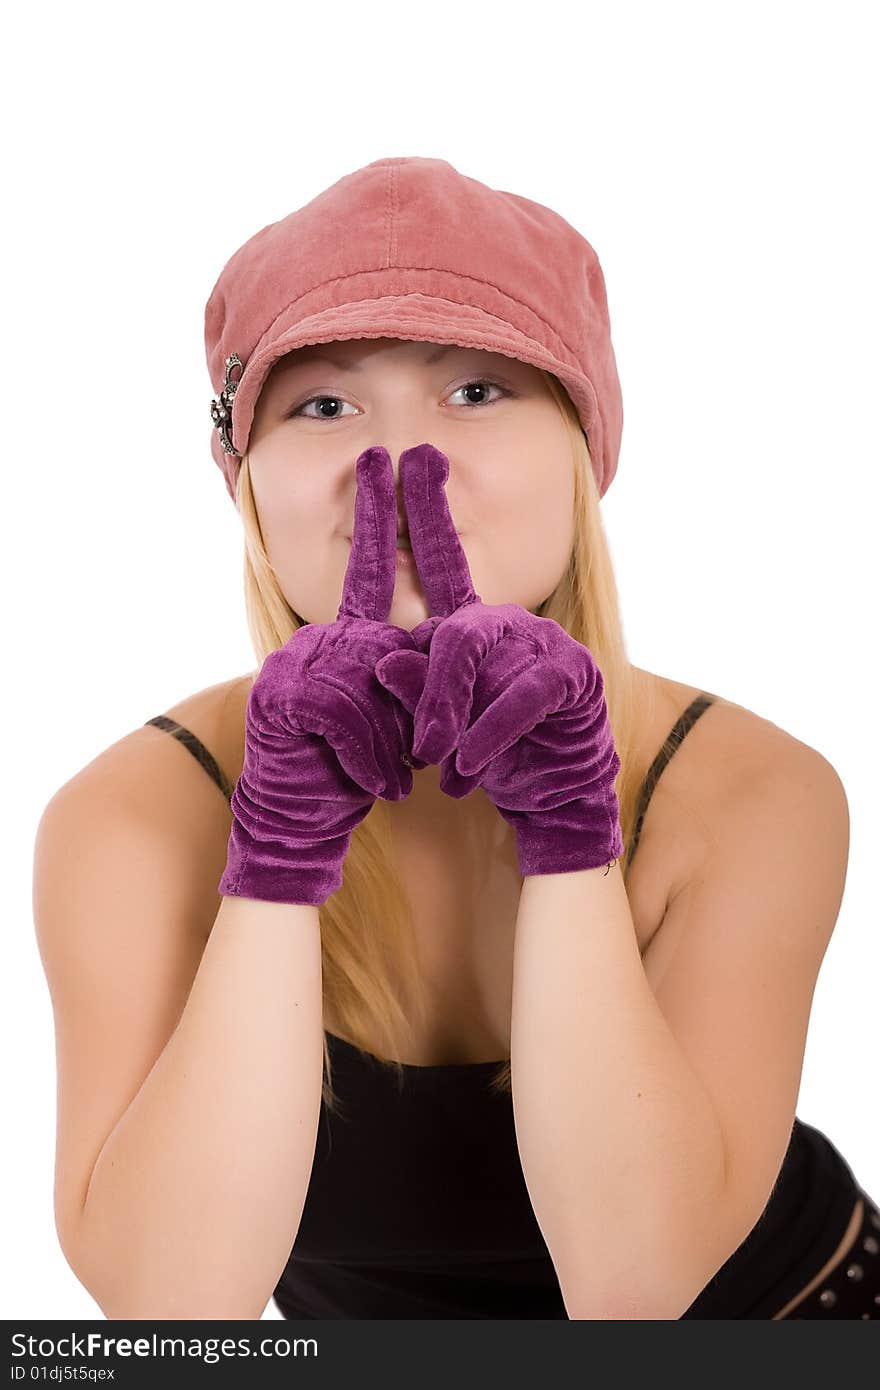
[235,371,647,1112]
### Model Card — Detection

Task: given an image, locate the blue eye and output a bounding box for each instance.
[287,378,511,421]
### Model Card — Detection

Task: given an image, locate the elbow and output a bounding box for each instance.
[55,1219,116,1318]
[56,1199,271,1319]
[99,1291,268,1321]
[558,1255,709,1321]
[562,1281,694,1320]
[57,1229,266,1320]
[55,1209,128,1318]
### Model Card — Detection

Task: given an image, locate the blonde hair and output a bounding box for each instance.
[235,371,647,1113]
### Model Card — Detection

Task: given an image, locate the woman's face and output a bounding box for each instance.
[246,337,575,629]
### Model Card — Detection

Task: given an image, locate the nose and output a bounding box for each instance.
[346,442,463,541]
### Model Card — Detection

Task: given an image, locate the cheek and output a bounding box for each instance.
[491,467,572,549]
[253,473,342,603]
[254,464,336,547]
[482,469,573,598]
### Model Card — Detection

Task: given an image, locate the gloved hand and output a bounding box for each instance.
[219,445,428,906]
[374,442,624,877]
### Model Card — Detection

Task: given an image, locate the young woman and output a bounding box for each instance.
[33,157,879,1320]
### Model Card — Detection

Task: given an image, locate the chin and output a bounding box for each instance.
[391,591,429,619]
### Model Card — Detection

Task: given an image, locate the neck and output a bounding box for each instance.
[390,759,504,840]
[386,761,522,921]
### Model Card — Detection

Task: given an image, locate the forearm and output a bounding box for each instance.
[74,895,324,1319]
[510,865,729,1320]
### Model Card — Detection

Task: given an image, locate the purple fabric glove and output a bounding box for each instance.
[219,446,428,906]
[374,442,624,877]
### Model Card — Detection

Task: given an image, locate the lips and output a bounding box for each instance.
[344,528,461,540]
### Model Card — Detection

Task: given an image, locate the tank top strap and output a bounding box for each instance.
[624,691,717,874]
[143,715,236,804]
[145,692,717,860]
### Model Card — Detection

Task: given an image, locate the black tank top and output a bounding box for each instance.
[144,692,865,1319]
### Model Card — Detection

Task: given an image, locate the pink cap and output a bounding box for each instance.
[205,156,624,504]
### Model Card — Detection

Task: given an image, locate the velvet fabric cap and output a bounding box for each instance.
[204,156,624,504]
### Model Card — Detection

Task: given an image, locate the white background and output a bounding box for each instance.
[3,0,877,1320]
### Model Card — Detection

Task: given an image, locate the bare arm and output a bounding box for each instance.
[80,893,323,1319]
[34,740,325,1320]
[510,739,847,1319]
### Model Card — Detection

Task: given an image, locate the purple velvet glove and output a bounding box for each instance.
[219,446,428,906]
[374,442,624,877]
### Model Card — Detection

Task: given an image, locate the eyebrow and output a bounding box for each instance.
[287,344,470,373]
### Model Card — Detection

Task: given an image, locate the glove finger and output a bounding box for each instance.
[456,662,568,776]
[382,680,433,777]
[374,649,429,715]
[399,442,480,617]
[411,611,508,764]
[438,755,483,800]
[409,614,444,654]
[336,446,398,624]
[299,678,403,799]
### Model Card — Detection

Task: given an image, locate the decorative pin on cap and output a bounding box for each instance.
[209,353,244,456]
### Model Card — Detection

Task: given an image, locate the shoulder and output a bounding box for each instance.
[663,682,846,834]
[50,672,254,818]
[630,670,848,933]
[145,672,255,797]
[695,694,849,878]
[36,674,255,929]
[638,665,844,808]
[34,672,256,974]
[641,686,849,1005]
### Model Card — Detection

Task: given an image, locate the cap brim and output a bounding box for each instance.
[227,293,604,483]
